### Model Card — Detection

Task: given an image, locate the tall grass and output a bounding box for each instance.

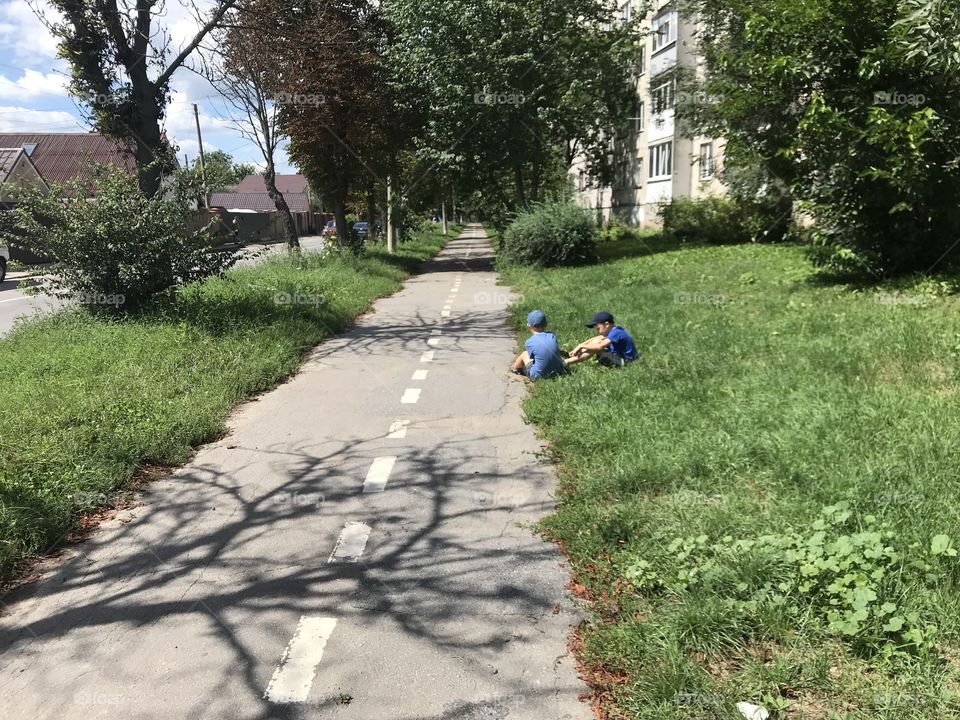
[0,230,454,581]
[503,237,960,718]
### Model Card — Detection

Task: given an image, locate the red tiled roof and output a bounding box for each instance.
[236,174,309,194]
[209,191,310,213]
[0,132,136,186]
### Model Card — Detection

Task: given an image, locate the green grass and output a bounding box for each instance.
[502,236,960,719]
[0,228,457,581]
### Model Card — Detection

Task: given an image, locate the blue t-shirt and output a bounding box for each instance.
[524,331,567,380]
[606,326,638,361]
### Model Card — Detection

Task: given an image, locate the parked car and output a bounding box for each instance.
[0,244,8,283]
[353,222,370,241]
[321,220,337,238]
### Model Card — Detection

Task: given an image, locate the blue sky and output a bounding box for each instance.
[0,1,294,174]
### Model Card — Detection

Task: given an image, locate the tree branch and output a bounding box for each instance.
[156,0,240,88]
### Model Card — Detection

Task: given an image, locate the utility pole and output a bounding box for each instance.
[193,103,208,208]
[386,175,395,254]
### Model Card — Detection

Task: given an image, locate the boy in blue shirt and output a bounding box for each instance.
[511,310,568,380]
[565,311,637,367]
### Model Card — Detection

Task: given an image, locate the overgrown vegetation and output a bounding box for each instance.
[0,227,452,582]
[503,236,960,718]
[0,168,236,311]
[499,201,597,267]
[681,0,960,276]
[659,196,751,245]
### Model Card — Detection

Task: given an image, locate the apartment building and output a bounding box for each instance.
[573,0,725,227]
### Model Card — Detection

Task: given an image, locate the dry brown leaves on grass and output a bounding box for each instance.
[570,622,632,720]
[1,463,174,594]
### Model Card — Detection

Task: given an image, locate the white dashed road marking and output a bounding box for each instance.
[363,456,397,494]
[412,369,428,380]
[427,337,441,347]
[401,388,421,404]
[328,522,372,562]
[264,617,338,704]
[420,351,435,363]
[388,419,410,439]
[430,329,442,335]
[441,310,451,317]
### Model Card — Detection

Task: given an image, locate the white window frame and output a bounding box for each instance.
[632,102,645,133]
[649,141,673,180]
[652,10,677,54]
[699,142,715,179]
[619,1,632,24]
[651,81,675,114]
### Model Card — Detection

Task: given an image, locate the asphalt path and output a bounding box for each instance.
[0,226,589,719]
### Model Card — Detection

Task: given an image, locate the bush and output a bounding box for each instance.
[500,201,597,267]
[0,167,238,312]
[659,196,751,245]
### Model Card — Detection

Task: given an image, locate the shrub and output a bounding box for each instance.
[659,196,751,245]
[500,201,597,267]
[0,167,238,312]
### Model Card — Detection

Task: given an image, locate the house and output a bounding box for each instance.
[572,0,726,228]
[208,190,311,214]
[235,173,309,195]
[0,132,136,195]
[208,174,328,240]
[0,147,48,202]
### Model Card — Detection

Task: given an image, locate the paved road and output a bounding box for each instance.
[0,226,589,719]
[0,271,62,336]
[0,236,327,336]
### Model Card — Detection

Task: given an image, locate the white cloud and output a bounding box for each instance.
[0,106,84,133]
[0,69,69,101]
[0,2,61,62]
[164,89,230,137]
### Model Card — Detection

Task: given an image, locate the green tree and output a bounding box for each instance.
[193,149,255,193]
[255,0,407,252]
[384,0,643,214]
[40,0,238,197]
[682,0,960,275]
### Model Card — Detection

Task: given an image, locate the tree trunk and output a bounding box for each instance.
[132,83,167,198]
[514,165,527,208]
[264,163,300,251]
[332,174,359,253]
[333,198,349,250]
[365,183,377,242]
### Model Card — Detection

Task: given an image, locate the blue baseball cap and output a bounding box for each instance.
[586,311,614,327]
[527,309,547,328]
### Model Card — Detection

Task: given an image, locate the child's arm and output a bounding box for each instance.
[570,335,611,356]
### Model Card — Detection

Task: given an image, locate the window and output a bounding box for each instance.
[651,81,675,114]
[633,155,644,187]
[631,102,645,133]
[619,1,632,24]
[649,141,673,179]
[652,10,677,53]
[636,47,645,76]
[578,170,586,192]
[699,142,715,179]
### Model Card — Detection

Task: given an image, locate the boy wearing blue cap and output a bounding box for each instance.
[566,311,637,367]
[511,310,568,380]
